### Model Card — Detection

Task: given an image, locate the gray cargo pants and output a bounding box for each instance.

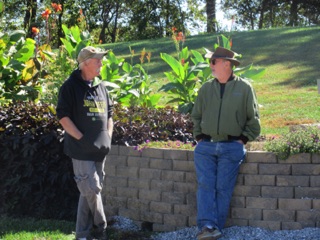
[72,158,107,239]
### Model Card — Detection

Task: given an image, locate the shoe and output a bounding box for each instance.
[197,226,222,240]
[91,228,108,240]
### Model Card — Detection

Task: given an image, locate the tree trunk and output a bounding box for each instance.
[289,0,299,26]
[24,0,37,38]
[258,0,267,29]
[206,0,216,32]
[165,0,170,37]
[111,1,120,43]
[57,0,65,47]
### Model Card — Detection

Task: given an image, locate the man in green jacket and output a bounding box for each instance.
[191,47,261,240]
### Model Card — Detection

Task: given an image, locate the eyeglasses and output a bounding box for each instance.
[210,58,227,65]
[210,59,216,65]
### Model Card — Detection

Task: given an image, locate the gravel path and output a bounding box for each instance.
[151,225,320,240]
[110,216,320,240]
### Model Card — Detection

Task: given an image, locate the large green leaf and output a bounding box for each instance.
[179,47,189,61]
[122,62,132,73]
[60,38,74,58]
[191,50,205,64]
[241,68,266,80]
[160,82,186,94]
[61,24,71,40]
[160,53,184,79]
[128,89,139,97]
[70,26,81,43]
[14,38,35,62]
[148,93,162,107]
[9,30,26,43]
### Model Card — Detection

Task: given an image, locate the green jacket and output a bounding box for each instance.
[191,75,261,143]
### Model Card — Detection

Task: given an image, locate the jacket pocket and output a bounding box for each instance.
[82,130,111,154]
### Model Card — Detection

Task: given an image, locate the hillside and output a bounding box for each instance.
[104,26,320,137]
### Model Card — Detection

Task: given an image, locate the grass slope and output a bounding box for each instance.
[105,26,320,137]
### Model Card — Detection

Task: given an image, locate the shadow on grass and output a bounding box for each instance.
[0,215,154,240]
[0,215,75,235]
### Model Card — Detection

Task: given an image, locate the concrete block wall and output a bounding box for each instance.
[103,145,320,232]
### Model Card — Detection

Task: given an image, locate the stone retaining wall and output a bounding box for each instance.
[103,145,320,232]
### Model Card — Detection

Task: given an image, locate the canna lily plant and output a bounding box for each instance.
[159,47,208,114]
[101,49,162,108]
[159,27,209,113]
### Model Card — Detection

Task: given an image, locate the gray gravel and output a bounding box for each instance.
[110,216,320,240]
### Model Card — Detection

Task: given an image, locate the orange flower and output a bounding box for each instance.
[51,3,62,12]
[80,8,83,15]
[172,27,177,32]
[181,58,185,65]
[175,32,185,43]
[230,39,233,47]
[32,27,39,35]
[41,8,52,19]
[146,52,151,63]
[140,48,146,64]
[175,32,183,41]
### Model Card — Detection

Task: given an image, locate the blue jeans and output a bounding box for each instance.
[194,140,246,231]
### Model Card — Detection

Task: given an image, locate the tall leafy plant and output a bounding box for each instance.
[159,47,208,113]
[101,48,162,108]
[0,30,46,104]
[159,28,210,113]
[60,24,92,61]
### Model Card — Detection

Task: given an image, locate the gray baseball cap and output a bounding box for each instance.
[77,46,108,64]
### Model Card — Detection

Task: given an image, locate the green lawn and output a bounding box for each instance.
[0,216,75,240]
[0,215,153,240]
[104,26,320,137]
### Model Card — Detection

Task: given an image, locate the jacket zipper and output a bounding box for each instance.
[217,84,225,135]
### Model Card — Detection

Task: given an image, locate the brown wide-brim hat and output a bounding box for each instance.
[205,46,240,66]
[77,46,108,64]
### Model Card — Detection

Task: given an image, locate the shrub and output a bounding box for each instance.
[264,126,320,160]
[0,102,78,220]
[112,104,195,146]
[0,102,195,220]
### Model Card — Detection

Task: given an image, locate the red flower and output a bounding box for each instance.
[41,8,52,19]
[32,27,39,35]
[51,3,62,12]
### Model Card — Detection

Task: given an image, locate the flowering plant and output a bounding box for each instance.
[265,126,320,160]
[159,27,209,113]
[134,140,195,152]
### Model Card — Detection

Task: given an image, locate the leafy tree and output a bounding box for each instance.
[222,0,320,30]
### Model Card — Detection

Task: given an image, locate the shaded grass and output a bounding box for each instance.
[0,215,153,240]
[103,26,320,137]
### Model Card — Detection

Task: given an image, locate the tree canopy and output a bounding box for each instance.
[0,0,319,45]
[221,0,320,30]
